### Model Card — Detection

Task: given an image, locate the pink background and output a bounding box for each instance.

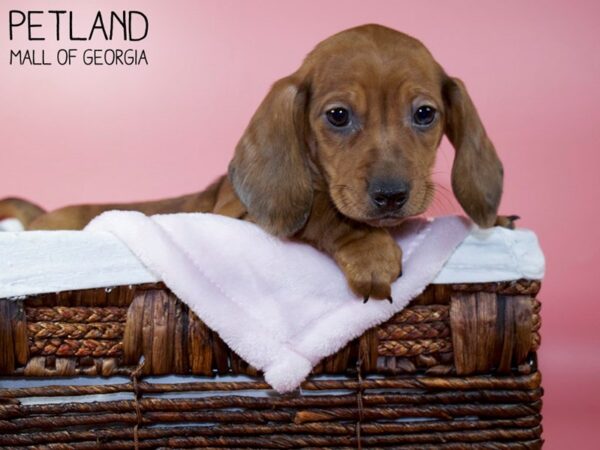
[1,1,599,446]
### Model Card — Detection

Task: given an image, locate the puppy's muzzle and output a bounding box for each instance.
[368,179,411,213]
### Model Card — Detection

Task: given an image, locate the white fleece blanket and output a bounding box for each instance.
[0,213,545,392]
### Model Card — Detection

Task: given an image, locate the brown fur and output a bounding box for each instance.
[0,25,505,300]
[0,198,46,226]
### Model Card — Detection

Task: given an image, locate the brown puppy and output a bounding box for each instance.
[0,25,505,301]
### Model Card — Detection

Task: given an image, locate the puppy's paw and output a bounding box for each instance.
[334,230,402,301]
[495,215,520,230]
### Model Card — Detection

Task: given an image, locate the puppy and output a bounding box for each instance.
[0,24,508,301]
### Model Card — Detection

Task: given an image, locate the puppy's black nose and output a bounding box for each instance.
[369,180,410,212]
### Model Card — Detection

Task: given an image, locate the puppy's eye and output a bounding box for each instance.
[413,105,437,127]
[326,107,350,127]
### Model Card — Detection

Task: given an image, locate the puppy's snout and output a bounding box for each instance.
[369,180,411,212]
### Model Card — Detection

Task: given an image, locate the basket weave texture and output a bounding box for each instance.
[0,280,543,449]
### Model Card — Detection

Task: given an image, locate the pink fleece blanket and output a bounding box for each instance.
[86,211,471,392]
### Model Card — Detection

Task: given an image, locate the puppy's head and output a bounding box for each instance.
[229,24,503,236]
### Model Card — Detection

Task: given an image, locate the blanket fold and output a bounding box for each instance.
[86,212,471,392]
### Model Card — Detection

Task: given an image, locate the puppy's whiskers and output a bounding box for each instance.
[424,181,456,216]
[331,184,364,218]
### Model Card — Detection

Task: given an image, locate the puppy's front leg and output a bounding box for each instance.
[332,228,402,302]
[298,191,402,301]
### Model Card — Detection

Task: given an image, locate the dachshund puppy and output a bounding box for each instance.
[0,24,506,301]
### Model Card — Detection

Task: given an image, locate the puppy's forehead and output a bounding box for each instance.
[305,25,443,98]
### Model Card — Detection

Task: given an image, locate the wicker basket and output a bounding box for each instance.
[0,280,543,449]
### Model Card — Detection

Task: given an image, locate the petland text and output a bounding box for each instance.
[8,10,149,66]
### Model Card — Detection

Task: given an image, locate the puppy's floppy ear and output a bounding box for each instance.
[443,77,503,228]
[228,75,313,237]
